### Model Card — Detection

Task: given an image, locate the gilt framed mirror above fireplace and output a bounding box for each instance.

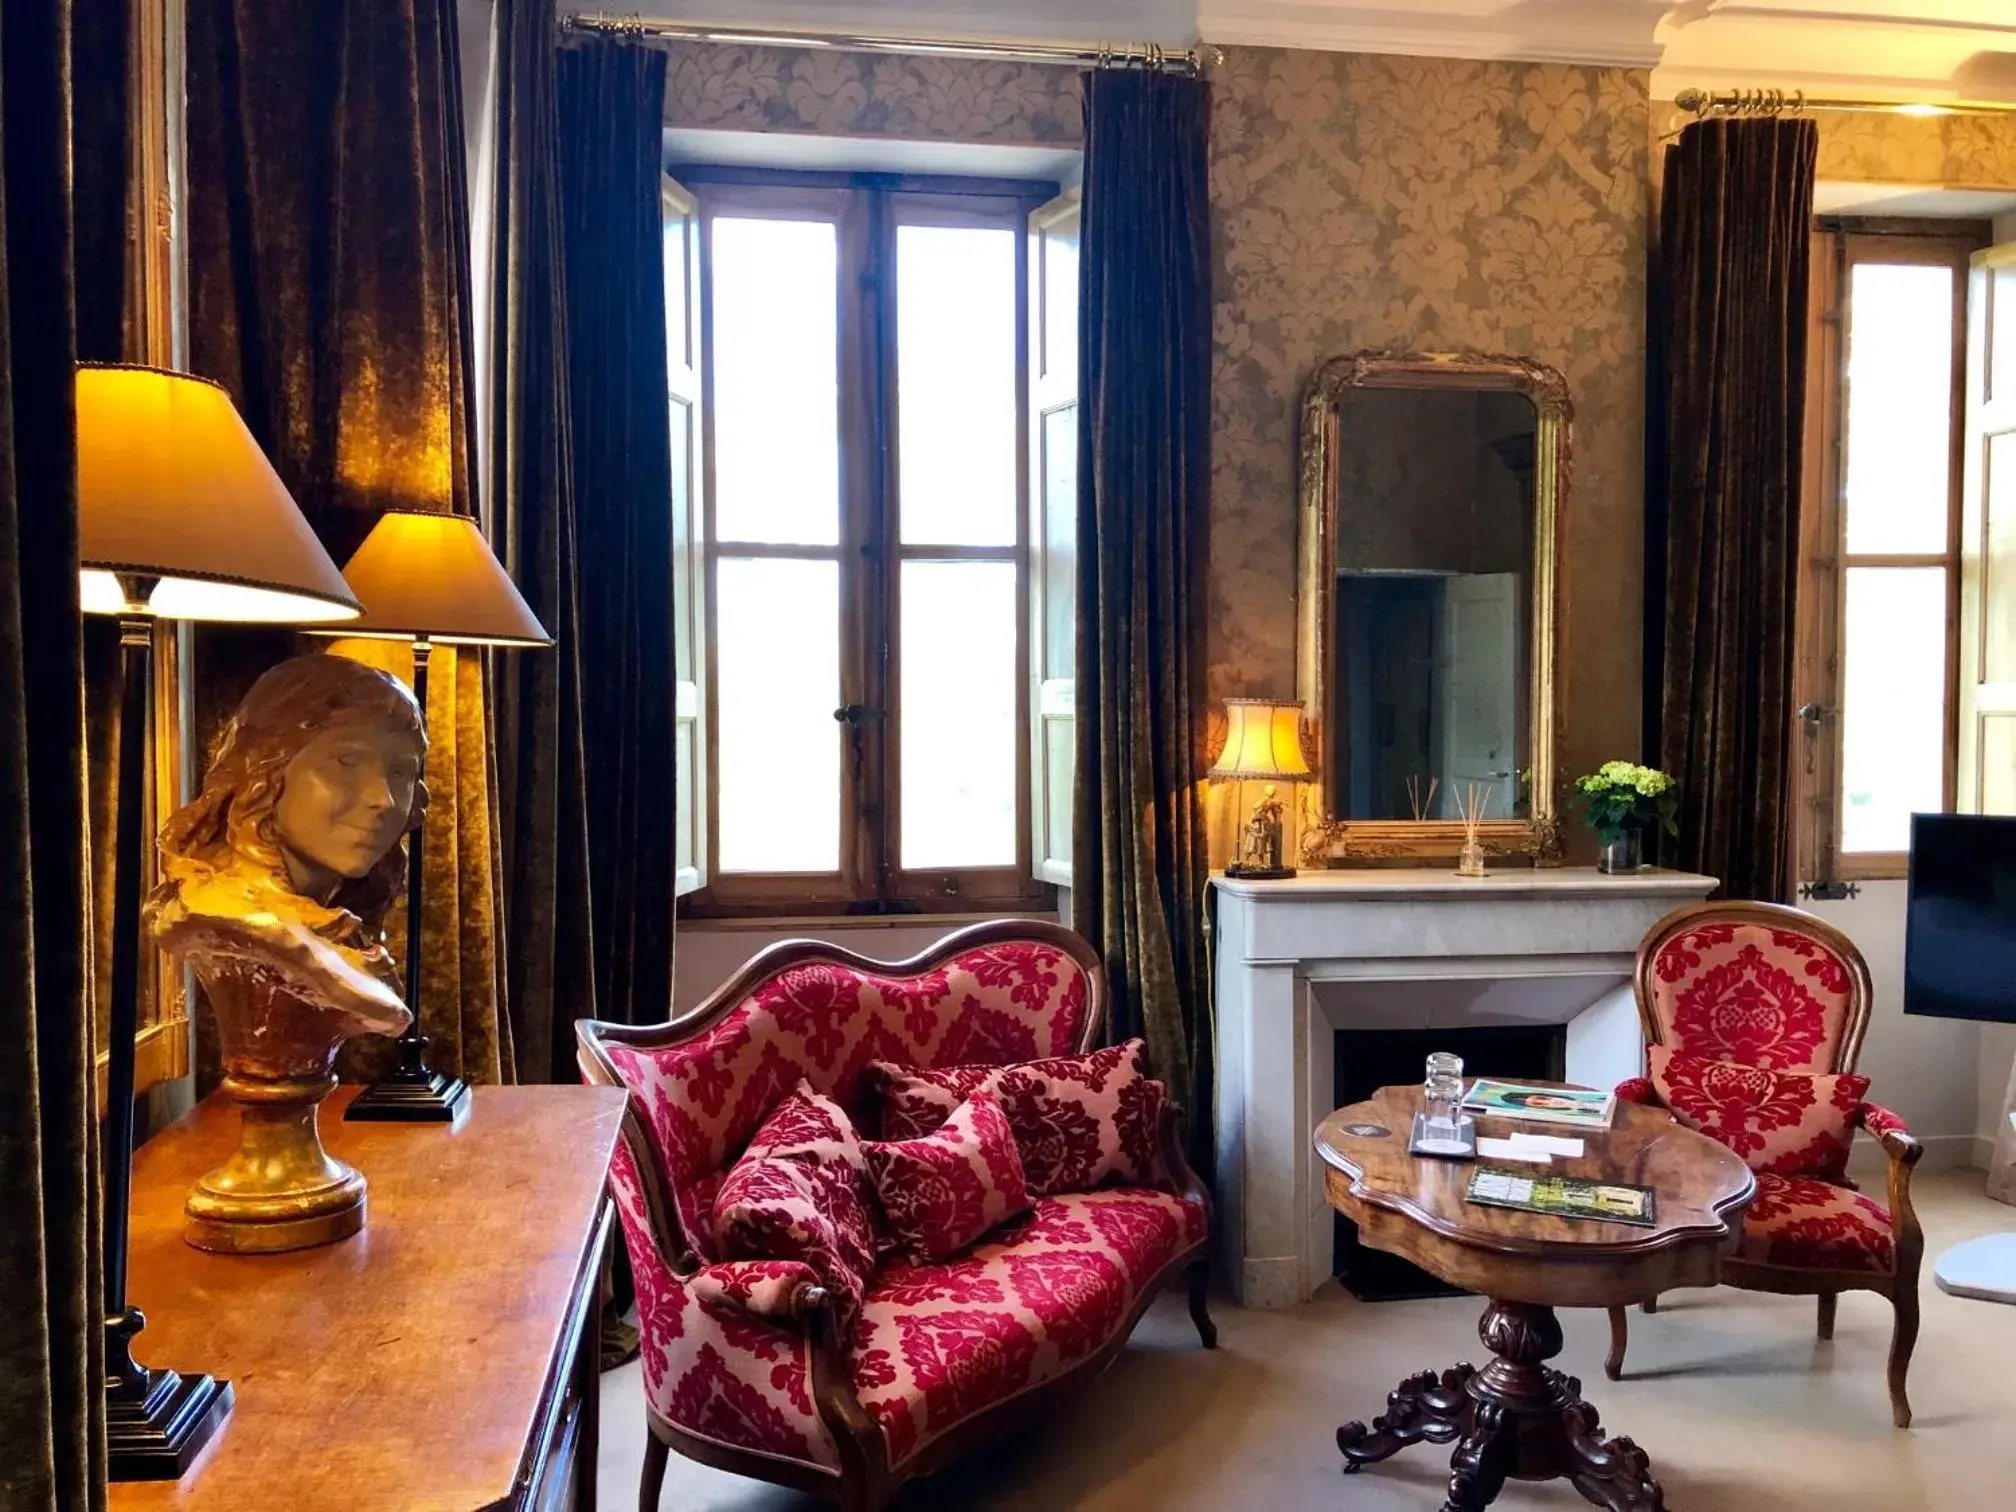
[1296,351,1571,865]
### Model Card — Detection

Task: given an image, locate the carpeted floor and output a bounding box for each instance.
[599,1168,2016,1510]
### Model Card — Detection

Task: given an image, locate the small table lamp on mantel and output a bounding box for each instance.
[324,508,551,1123]
[1211,698,1313,879]
[78,362,364,1479]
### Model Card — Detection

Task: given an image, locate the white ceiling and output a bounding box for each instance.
[617,3,2016,101]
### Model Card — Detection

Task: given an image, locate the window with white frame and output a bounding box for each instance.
[666,168,1076,915]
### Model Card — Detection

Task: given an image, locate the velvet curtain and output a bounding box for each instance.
[185,0,512,1084]
[1649,119,1817,902]
[1073,68,1214,1169]
[487,0,598,1083]
[555,40,678,1032]
[0,1,108,1505]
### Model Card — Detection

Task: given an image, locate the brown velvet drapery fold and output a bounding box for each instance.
[556,40,678,1030]
[487,0,600,1082]
[0,0,108,1504]
[1649,119,1817,902]
[185,0,512,1084]
[1073,68,1214,1171]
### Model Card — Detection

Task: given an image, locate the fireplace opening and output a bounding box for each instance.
[1332,1023,1566,1301]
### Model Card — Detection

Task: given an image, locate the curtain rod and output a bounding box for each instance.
[1676,87,2016,121]
[561,11,1222,74]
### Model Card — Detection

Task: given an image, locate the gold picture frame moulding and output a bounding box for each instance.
[1295,350,1570,866]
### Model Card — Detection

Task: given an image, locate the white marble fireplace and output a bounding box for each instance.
[1211,867,1716,1310]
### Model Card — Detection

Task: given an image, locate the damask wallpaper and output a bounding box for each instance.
[660,42,1082,143]
[1209,47,1652,810]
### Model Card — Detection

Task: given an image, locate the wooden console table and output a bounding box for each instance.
[110,1084,625,1511]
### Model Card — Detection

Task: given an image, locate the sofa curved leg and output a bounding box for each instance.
[1188,1258,1218,1349]
[1888,1287,1919,1429]
[1605,1305,1628,1382]
[639,1426,669,1512]
[1817,1292,1837,1341]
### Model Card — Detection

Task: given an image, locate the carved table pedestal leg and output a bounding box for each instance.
[1336,1298,1667,1512]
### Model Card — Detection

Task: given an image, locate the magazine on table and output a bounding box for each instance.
[1460,1078,1615,1130]
[1465,1167,1657,1227]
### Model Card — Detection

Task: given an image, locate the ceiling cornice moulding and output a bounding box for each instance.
[1197,1,1669,69]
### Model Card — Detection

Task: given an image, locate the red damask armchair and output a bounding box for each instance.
[576,920,1216,1512]
[1606,901,1923,1427]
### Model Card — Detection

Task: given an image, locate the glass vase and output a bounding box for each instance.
[1598,827,1646,874]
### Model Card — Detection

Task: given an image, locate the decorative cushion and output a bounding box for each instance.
[602,938,1094,1258]
[1650,1047,1868,1180]
[862,1092,1032,1262]
[863,1039,1166,1195]
[847,1187,1210,1467]
[1645,920,1857,1071]
[713,1083,879,1319]
[1739,1172,1895,1274]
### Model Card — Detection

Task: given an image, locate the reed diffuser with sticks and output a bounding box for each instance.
[1455,782,1490,878]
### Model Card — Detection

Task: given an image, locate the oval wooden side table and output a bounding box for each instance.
[1315,1085,1755,1512]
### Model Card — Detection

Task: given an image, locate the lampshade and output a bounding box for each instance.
[1210,699,1312,781]
[333,509,551,647]
[76,364,360,623]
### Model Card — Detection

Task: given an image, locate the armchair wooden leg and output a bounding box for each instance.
[1817,1292,1837,1340]
[1605,1305,1629,1381]
[1642,1295,1658,1315]
[639,1426,669,1512]
[1888,1288,1920,1429]
[1187,1258,1218,1349]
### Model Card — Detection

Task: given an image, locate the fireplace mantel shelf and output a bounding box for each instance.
[1211,864,1717,1310]
[1213,867,1715,900]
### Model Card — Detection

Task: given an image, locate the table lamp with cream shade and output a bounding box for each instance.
[318,508,551,1122]
[77,363,361,1479]
[1210,698,1313,879]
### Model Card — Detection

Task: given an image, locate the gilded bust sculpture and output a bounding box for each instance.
[146,652,425,1252]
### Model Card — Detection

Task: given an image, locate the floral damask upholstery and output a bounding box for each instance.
[864,1038,1166,1194]
[580,923,1216,1505]
[1739,1173,1895,1274]
[1642,920,1858,1071]
[603,939,1094,1259]
[850,1188,1210,1468]
[862,1091,1033,1262]
[1610,902,1921,1428]
[1649,1047,1869,1180]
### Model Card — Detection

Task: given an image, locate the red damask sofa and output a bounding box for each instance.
[576,920,1216,1511]
[1606,901,1922,1427]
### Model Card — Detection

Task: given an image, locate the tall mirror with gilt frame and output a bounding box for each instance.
[1296,352,1570,865]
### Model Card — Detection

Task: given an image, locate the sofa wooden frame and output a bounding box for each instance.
[1603,900,1924,1429]
[576,918,1218,1511]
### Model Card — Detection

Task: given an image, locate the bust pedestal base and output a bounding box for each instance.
[1337,1299,1666,1511]
[184,1071,365,1254]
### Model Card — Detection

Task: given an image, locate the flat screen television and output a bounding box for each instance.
[1903,813,2016,1024]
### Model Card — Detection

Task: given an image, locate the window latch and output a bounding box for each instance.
[1796,702,1832,725]
[833,703,881,728]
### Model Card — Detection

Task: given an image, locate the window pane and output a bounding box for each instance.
[663,207,690,370]
[1042,221,1077,385]
[1841,566,1947,853]
[1843,262,1953,555]
[900,561,1017,868]
[717,558,839,872]
[712,217,839,546]
[897,224,1017,547]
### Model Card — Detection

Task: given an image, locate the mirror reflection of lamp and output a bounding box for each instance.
[77,362,364,1478]
[1210,699,1314,879]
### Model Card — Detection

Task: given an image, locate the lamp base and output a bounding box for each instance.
[1225,864,1297,880]
[107,1363,234,1482]
[343,1064,470,1124]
